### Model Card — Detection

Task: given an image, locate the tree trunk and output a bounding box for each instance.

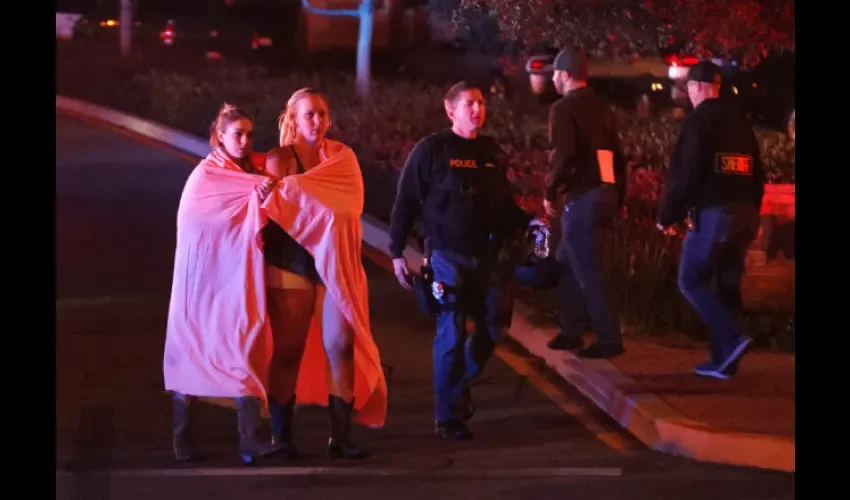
[119,0,132,57]
[355,0,375,99]
[387,0,406,51]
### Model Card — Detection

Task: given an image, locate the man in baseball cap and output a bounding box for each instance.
[548,47,589,84]
[685,60,723,108]
[656,57,765,380]
[541,46,627,358]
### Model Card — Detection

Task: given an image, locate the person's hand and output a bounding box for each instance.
[255,178,275,201]
[543,199,559,218]
[392,257,412,290]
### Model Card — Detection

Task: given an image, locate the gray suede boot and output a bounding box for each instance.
[172,392,195,461]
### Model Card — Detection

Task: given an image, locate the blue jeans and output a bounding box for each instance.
[677,204,760,363]
[556,186,622,345]
[430,249,504,422]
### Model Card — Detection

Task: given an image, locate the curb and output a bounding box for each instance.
[508,301,794,472]
[56,95,794,473]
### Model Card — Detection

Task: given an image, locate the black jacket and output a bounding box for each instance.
[657,98,765,227]
[546,86,627,206]
[389,129,532,259]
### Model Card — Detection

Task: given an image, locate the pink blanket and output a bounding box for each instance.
[162,145,387,428]
[163,149,273,402]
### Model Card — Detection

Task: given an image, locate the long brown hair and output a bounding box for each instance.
[277,88,329,147]
[209,102,253,149]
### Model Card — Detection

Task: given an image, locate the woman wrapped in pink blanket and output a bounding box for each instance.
[162,100,387,465]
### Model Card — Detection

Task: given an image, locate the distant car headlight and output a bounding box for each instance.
[668,65,689,80]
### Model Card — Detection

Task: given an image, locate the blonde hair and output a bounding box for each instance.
[277,88,329,147]
[209,102,253,148]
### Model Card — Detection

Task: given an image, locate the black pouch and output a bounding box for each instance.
[412,264,439,315]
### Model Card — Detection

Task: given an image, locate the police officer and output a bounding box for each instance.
[656,60,765,380]
[389,81,533,440]
[543,47,627,358]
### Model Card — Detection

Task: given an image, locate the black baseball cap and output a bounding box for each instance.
[550,48,588,81]
[687,60,722,85]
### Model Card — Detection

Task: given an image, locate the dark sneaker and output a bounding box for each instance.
[694,361,730,380]
[434,419,473,440]
[717,336,752,374]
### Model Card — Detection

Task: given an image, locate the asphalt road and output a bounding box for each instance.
[55,111,794,500]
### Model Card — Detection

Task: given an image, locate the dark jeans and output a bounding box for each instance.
[430,249,504,422]
[556,186,622,346]
[678,203,760,363]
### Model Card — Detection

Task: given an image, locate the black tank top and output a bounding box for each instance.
[262,147,321,283]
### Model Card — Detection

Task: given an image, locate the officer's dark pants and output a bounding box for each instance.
[556,186,622,346]
[677,203,760,363]
[430,249,503,422]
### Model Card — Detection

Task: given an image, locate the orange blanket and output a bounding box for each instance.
[262,140,387,428]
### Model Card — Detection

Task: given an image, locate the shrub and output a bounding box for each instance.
[56,41,794,342]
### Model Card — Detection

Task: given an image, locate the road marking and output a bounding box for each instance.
[494,346,634,453]
[56,466,623,478]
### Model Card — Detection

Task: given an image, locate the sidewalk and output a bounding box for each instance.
[506,301,795,472]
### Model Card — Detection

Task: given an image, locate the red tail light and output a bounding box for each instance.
[665,54,699,67]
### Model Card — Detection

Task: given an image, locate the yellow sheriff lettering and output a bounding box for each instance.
[715,153,753,175]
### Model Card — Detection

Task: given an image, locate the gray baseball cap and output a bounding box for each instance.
[550,48,588,81]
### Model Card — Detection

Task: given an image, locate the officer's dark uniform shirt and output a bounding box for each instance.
[262,147,321,282]
[656,97,766,227]
[546,86,627,206]
[389,129,531,259]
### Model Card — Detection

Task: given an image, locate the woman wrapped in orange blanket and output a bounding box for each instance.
[261,88,386,460]
[163,98,386,465]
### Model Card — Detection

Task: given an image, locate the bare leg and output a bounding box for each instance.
[267,287,315,403]
[319,287,355,401]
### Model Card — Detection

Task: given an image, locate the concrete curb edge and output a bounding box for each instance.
[56,95,794,473]
[509,302,794,472]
